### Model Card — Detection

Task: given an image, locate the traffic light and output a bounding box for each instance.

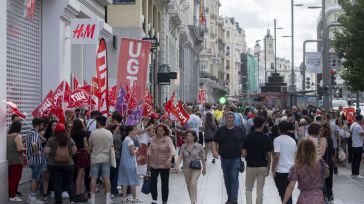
[306,77,311,90]
[330,69,337,86]
[219,97,226,104]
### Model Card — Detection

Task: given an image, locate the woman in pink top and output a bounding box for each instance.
[283,139,329,204]
[148,124,176,204]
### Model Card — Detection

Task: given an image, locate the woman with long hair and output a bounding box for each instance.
[283,139,329,204]
[148,124,176,204]
[70,118,90,200]
[320,121,335,202]
[204,112,217,163]
[117,125,142,203]
[7,121,25,202]
[44,123,79,204]
[175,130,206,204]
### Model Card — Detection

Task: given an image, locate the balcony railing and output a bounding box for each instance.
[199,71,219,83]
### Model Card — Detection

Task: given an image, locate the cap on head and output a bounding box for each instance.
[55,123,65,133]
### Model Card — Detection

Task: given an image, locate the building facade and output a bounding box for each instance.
[198,0,226,104]
[222,17,247,96]
[1,0,114,201]
[108,0,202,104]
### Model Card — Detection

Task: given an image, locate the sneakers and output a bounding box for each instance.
[28,195,44,204]
[356,175,364,179]
[62,191,69,199]
[132,198,143,203]
[9,197,23,202]
[43,194,48,201]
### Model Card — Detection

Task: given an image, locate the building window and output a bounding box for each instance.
[226,31,230,39]
[226,46,230,56]
[226,60,230,70]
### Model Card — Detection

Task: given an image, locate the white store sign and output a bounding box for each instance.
[305,52,322,73]
[70,19,99,44]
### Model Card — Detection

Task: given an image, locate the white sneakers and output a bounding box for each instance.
[9,197,23,202]
[62,191,70,199]
[106,198,114,204]
[88,198,114,204]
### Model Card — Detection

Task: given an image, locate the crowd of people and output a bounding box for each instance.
[6,102,364,204]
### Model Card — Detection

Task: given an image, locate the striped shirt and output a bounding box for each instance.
[26,129,47,166]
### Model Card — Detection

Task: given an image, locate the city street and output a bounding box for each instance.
[12,155,364,204]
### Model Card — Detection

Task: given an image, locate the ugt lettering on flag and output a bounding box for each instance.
[116,38,151,111]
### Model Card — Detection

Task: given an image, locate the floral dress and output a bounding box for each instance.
[288,160,328,204]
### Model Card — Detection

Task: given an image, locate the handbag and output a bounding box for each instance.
[240,159,245,173]
[110,146,116,168]
[189,160,202,170]
[141,176,151,194]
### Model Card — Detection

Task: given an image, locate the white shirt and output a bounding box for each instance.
[274,134,297,173]
[86,119,97,132]
[187,114,203,136]
[350,122,364,147]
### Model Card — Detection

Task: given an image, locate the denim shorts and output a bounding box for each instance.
[90,162,110,178]
[29,164,45,181]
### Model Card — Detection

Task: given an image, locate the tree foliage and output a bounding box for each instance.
[333,0,364,91]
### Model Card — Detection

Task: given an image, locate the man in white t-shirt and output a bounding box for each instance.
[350,115,364,178]
[272,121,297,204]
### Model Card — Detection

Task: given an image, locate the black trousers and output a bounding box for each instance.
[274,172,292,204]
[150,168,170,202]
[48,165,76,204]
[352,147,363,175]
[324,167,333,199]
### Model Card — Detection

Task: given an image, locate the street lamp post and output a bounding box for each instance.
[289,1,303,106]
[274,19,283,73]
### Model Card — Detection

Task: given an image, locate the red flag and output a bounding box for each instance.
[67,87,91,108]
[198,89,206,104]
[164,91,176,113]
[116,38,151,110]
[142,89,153,116]
[72,74,79,90]
[176,100,190,126]
[92,77,99,97]
[2,100,27,120]
[108,86,116,107]
[83,80,88,86]
[127,84,137,113]
[32,91,54,118]
[96,38,109,115]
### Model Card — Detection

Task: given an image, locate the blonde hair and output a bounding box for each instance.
[295,139,318,168]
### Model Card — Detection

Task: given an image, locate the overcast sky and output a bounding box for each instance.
[220,0,323,67]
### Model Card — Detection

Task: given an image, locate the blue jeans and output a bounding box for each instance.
[221,157,241,202]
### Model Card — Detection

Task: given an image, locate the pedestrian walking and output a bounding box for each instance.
[118,125,143,203]
[175,130,206,204]
[148,124,176,204]
[203,112,217,163]
[26,118,47,204]
[7,121,25,202]
[88,116,114,204]
[212,111,245,204]
[242,116,272,204]
[283,139,329,204]
[349,115,364,178]
[321,121,335,202]
[271,121,296,204]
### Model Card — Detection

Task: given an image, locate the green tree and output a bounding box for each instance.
[333,0,364,91]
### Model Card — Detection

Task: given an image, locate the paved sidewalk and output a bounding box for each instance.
[10,157,364,204]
